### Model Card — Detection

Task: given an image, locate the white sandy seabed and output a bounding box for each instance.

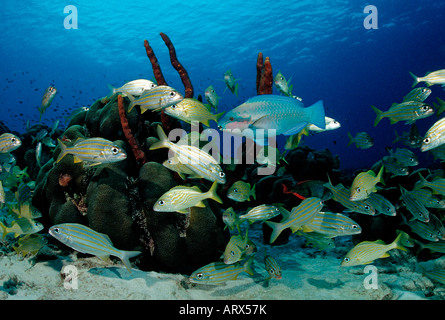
[1,222,445,301]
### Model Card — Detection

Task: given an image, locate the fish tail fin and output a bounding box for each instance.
[288,84,293,96]
[126,92,136,113]
[234,83,239,97]
[251,183,256,201]
[56,139,68,163]
[120,250,142,273]
[307,100,326,129]
[392,129,400,144]
[149,125,170,150]
[265,221,284,244]
[215,111,225,124]
[377,165,385,186]
[409,72,419,88]
[207,180,223,204]
[371,105,383,126]
[243,255,255,276]
[0,221,7,239]
[347,132,354,146]
[393,232,408,252]
[107,84,116,97]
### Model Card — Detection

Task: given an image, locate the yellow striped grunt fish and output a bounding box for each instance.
[153,180,222,214]
[349,166,385,201]
[323,177,376,216]
[227,181,256,202]
[408,187,445,209]
[49,223,142,273]
[238,204,281,224]
[163,98,224,127]
[189,256,254,285]
[265,197,324,244]
[400,185,430,222]
[420,117,445,152]
[341,232,407,267]
[402,87,431,102]
[56,137,127,166]
[367,193,396,216]
[222,229,249,264]
[150,125,226,184]
[415,173,445,196]
[347,131,373,149]
[371,101,434,127]
[264,250,282,280]
[0,133,22,153]
[0,217,43,239]
[410,69,445,88]
[107,79,157,97]
[126,85,183,113]
[301,211,362,237]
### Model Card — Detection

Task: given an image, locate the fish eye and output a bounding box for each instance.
[364,205,370,210]
[356,187,361,193]
[53,227,60,233]
[169,91,176,97]
[423,138,431,144]
[421,106,430,111]
[233,188,238,193]
[230,251,235,256]
[270,269,275,274]
[352,224,358,229]
[344,257,350,262]
[219,172,225,178]
[111,147,119,154]
[229,117,234,121]
[196,273,203,279]
[245,244,250,249]
[171,105,176,109]
[422,88,427,92]
[158,200,165,206]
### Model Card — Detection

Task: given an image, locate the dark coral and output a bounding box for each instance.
[32,35,228,274]
[256,52,273,95]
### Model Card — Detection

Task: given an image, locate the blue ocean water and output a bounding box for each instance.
[1,0,444,170]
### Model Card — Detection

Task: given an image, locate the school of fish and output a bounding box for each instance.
[1,67,445,289]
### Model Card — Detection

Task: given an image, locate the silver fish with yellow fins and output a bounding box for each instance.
[189,255,254,285]
[150,125,226,184]
[410,69,445,88]
[347,132,373,149]
[349,166,385,201]
[49,223,141,273]
[56,137,127,167]
[153,181,222,214]
[420,117,445,152]
[0,133,21,153]
[39,85,57,122]
[264,250,282,280]
[402,87,431,102]
[163,98,224,127]
[371,101,434,126]
[265,197,324,244]
[126,85,183,113]
[0,217,43,239]
[108,79,157,97]
[341,232,407,267]
[239,204,281,224]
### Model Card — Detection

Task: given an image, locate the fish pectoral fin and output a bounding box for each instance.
[249,115,270,129]
[195,201,206,208]
[283,122,309,136]
[381,253,391,258]
[97,255,110,262]
[73,156,83,163]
